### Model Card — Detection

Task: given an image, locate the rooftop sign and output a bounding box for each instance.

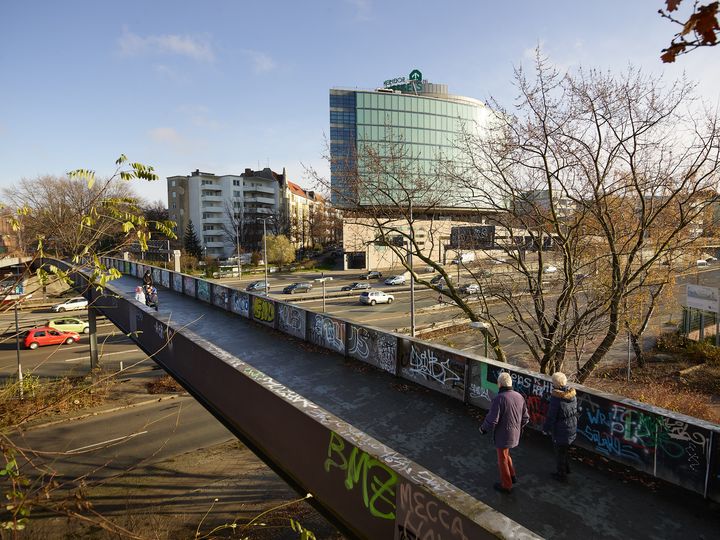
[383,69,423,93]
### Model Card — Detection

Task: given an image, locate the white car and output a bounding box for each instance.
[543,265,559,274]
[51,296,89,312]
[384,275,407,285]
[359,290,394,305]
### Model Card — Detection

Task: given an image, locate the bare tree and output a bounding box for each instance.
[310,56,720,383]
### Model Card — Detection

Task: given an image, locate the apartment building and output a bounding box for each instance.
[167,168,338,258]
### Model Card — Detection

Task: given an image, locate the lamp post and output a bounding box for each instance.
[408,199,415,337]
[469,320,491,357]
[315,275,330,313]
[14,297,23,399]
[258,217,271,295]
[235,219,242,280]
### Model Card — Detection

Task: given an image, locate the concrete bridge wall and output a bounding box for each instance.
[100,258,720,504]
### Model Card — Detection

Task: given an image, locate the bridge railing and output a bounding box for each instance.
[102,258,720,503]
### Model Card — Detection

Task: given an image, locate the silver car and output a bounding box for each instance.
[359,290,394,305]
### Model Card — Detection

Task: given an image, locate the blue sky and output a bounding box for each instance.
[1,1,718,205]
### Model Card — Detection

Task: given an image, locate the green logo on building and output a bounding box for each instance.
[409,69,422,82]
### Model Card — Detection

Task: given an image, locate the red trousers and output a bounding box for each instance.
[496,447,516,490]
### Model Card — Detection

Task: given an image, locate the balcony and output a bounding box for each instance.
[244,185,275,196]
[244,195,276,205]
[244,207,275,216]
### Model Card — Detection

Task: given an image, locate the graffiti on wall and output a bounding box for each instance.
[253,297,275,325]
[197,280,211,303]
[309,313,345,354]
[576,393,711,491]
[161,270,170,288]
[213,285,229,309]
[130,262,136,276]
[277,304,306,339]
[183,276,196,297]
[324,431,397,520]
[152,268,161,286]
[395,479,471,540]
[172,273,182,292]
[348,325,397,374]
[400,343,465,399]
[230,290,250,318]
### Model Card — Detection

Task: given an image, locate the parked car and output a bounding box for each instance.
[478,269,493,278]
[543,265,559,274]
[384,275,407,285]
[341,282,371,291]
[50,296,88,312]
[430,275,446,285]
[46,317,90,334]
[706,256,718,263]
[359,290,394,305]
[24,326,80,350]
[459,283,480,295]
[283,282,313,294]
[245,281,270,292]
[359,270,383,280]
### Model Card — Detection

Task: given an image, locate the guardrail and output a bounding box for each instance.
[100,258,720,504]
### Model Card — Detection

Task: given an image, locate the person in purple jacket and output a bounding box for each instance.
[542,372,578,483]
[480,372,529,493]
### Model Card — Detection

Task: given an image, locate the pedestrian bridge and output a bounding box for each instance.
[63,258,720,539]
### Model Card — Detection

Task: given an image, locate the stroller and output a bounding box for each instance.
[144,285,159,311]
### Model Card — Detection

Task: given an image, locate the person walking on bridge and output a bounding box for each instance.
[542,372,577,483]
[480,372,529,494]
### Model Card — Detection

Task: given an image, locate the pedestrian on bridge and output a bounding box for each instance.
[542,371,577,483]
[480,372,529,494]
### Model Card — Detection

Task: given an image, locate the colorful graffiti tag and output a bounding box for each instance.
[197,281,211,303]
[252,297,275,325]
[183,276,196,297]
[324,431,397,520]
[230,290,250,318]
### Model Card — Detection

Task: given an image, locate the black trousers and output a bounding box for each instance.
[554,443,571,476]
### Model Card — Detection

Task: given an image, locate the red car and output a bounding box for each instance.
[24,326,81,350]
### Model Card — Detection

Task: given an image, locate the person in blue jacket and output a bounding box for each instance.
[542,372,578,482]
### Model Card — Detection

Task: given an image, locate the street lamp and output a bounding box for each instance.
[315,274,330,313]
[235,218,242,280]
[258,217,271,295]
[469,320,491,357]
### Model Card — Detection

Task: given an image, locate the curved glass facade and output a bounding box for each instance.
[330,86,486,209]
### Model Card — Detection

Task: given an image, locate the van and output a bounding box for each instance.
[697,259,709,267]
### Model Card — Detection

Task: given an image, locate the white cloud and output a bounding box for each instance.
[241,49,276,72]
[119,28,214,62]
[149,127,184,144]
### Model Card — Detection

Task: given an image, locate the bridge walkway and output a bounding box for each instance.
[112,274,720,539]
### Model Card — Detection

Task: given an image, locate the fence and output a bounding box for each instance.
[102,258,720,503]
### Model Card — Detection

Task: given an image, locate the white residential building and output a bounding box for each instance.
[167,168,338,258]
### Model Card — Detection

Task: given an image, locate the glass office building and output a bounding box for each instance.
[330,74,488,210]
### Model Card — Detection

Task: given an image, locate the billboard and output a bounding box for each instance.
[684,284,719,313]
[449,226,495,249]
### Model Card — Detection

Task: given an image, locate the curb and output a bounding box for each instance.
[21,393,186,431]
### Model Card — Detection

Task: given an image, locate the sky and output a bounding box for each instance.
[1,1,718,206]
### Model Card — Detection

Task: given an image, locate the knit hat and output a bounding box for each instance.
[552,372,567,388]
[497,372,513,388]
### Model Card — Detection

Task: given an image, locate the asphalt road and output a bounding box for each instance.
[15,396,234,480]
[0,307,151,379]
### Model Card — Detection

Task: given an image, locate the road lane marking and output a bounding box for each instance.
[65,430,149,454]
[64,349,143,362]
